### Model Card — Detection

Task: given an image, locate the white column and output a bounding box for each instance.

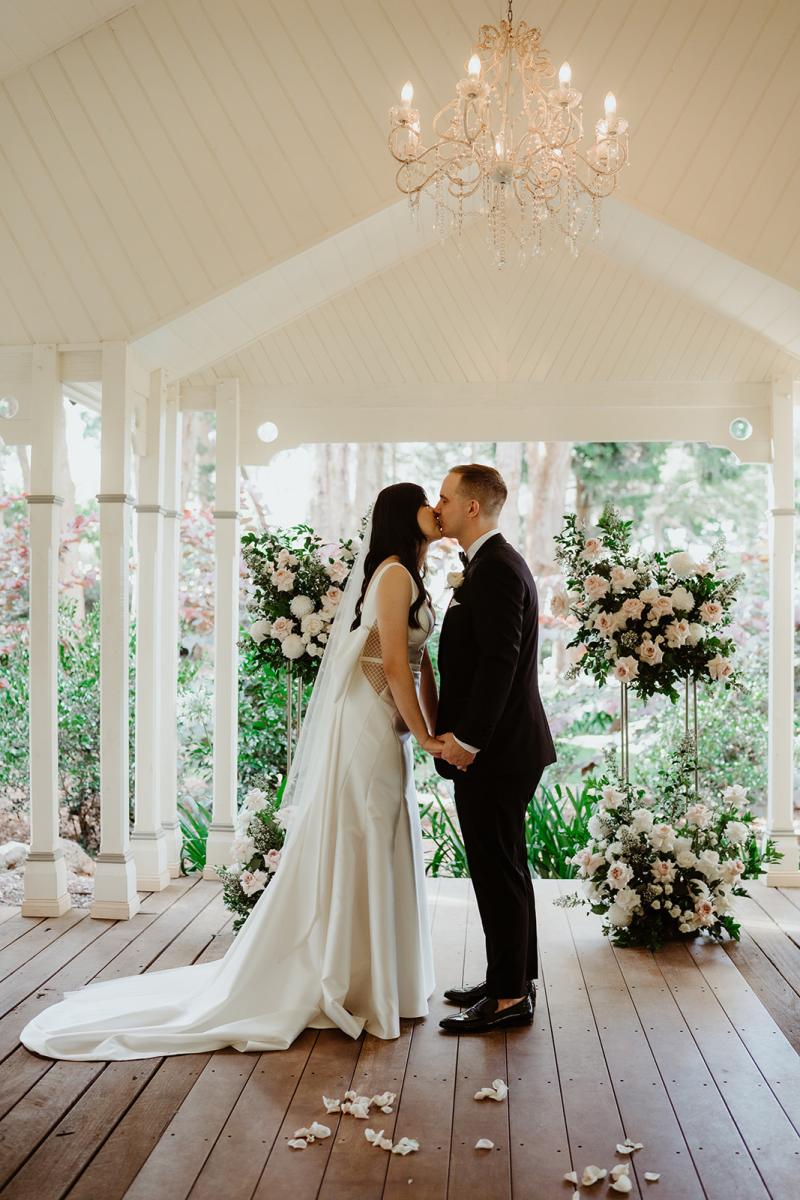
[160,385,182,877]
[130,369,170,890]
[203,380,240,878]
[22,346,71,917]
[91,343,140,920]
[765,379,800,886]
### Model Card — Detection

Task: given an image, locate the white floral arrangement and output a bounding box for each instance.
[551,506,743,702]
[242,523,357,676]
[554,742,781,950]
[214,786,291,932]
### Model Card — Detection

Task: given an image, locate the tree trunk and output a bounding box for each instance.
[56,398,85,619]
[494,442,523,549]
[524,441,573,577]
[353,443,386,526]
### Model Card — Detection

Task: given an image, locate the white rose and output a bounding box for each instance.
[582,537,604,561]
[622,598,645,620]
[670,586,695,613]
[649,824,676,852]
[651,857,677,883]
[630,807,654,834]
[673,837,697,868]
[707,654,733,681]
[243,787,268,811]
[272,567,296,593]
[290,595,314,618]
[614,886,640,913]
[725,820,749,845]
[639,587,659,604]
[601,785,626,810]
[686,803,712,828]
[699,600,723,624]
[697,849,721,880]
[276,548,299,567]
[648,595,674,621]
[613,656,639,682]
[301,612,325,637]
[281,634,306,660]
[231,835,255,863]
[722,784,748,808]
[550,590,570,617]
[610,565,636,593]
[637,638,663,665]
[664,619,689,648]
[720,857,745,884]
[240,868,268,896]
[588,813,611,840]
[326,560,349,583]
[607,861,634,890]
[594,610,619,638]
[270,616,295,642]
[323,587,343,610]
[584,574,610,601]
[667,551,697,579]
[249,618,271,644]
[695,561,713,577]
[448,570,465,590]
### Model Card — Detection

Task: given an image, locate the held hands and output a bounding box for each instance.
[438,732,476,772]
[421,734,446,757]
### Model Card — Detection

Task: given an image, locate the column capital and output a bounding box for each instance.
[135,503,166,515]
[213,509,240,520]
[164,508,180,519]
[25,493,64,505]
[770,507,796,518]
[97,492,136,504]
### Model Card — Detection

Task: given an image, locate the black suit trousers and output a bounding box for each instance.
[454,768,541,998]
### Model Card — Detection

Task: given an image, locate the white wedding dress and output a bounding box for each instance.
[19,561,435,1060]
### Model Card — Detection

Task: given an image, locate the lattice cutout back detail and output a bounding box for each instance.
[360,622,388,695]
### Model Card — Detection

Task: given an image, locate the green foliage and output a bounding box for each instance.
[418,792,469,877]
[178,795,212,874]
[526,780,600,878]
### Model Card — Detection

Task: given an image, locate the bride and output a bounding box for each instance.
[20,483,444,1060]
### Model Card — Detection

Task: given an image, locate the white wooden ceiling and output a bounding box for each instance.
[0,0,798,389]
[0,2,133,80]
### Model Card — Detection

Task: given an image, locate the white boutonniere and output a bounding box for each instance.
[447,570,465,590]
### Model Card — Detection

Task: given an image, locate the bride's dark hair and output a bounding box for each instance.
[352,482,432,631]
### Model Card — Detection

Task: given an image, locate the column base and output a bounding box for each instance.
[161,818,182,878]
[131,829,171,891]
[91,850,141,921]
[763,829,800,887]
[203,822,236,879]
[21,850,71,917]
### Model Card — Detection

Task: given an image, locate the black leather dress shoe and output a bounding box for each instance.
[439,993,534,1034]
[443,979,537,1007]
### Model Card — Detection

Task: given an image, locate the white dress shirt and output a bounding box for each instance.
[452,528,502,756]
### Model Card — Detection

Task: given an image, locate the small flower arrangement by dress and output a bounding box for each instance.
[242,524,357,676]
[552,506,743,702]
[554,742,782,950]
[215,786,291,932]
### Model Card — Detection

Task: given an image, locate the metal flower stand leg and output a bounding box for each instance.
[619,682,629,784]
[684,675,700,798]
[285,663,306,776]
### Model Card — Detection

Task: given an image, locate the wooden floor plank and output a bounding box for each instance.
[0,914,115,1018]
[506,882,571,1200]
[0,910,88,983]
[383,876,466,1200]
[686,935,800,1134]
[611,940,769,1200]
[656,941,800,1198]
[724,894,800,1001]
[446,882,511,1200]
[0,914,44,954]
[537,880,641,1196]
[747,882,800,950]
[723,930,800,1053]
[560,882,705,1197]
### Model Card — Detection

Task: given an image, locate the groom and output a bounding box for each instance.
[433,464,556,1034]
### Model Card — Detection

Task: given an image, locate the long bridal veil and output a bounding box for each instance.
[19,510,439,1060]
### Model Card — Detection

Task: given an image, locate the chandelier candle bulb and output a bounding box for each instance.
[604,91,618,131]
[468,53,482,78]
[558,60,571,86]
[400,81,414,108]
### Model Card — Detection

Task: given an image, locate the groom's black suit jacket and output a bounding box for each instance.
[434,532,556,786]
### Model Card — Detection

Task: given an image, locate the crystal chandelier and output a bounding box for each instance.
[388,1,629,268]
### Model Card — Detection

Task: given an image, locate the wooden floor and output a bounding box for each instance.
[0,875,799,1200]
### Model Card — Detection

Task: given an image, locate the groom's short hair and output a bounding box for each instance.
[451,463,507,516]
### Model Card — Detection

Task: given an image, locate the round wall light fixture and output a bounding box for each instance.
[257,421,279,443]
[729,417,753,441]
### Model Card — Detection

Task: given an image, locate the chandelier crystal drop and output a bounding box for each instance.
[388,1,629,268]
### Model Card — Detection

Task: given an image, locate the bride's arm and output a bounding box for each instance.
[419,648,438,730]
[376,569,443,755]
